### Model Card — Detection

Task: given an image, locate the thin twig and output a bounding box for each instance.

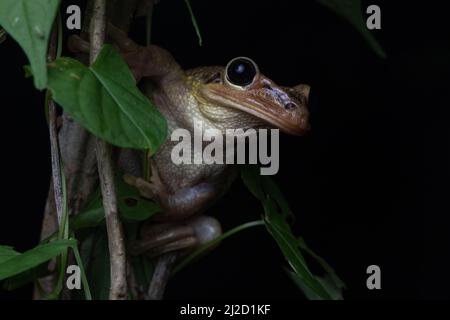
[35,19,66,300]
[33,26,62,299]
[90,0,127,300]
[47,23,63,225]
[146,252,178,300]
[48,101,63,224]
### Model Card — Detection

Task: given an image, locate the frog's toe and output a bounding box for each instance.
[187,215,222,249]
[123,174,158,199]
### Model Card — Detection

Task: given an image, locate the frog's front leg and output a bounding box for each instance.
[124,173,225,221]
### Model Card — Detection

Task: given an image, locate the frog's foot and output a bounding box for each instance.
[130,216,222,258]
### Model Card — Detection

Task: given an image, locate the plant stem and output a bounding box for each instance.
[90,0,127,300]
[47,21,63,226]
[146,252,178,300]
[183,0,202,46]
[71,242,92,300]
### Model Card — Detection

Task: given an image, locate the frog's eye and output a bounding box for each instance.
[225,57,258,87]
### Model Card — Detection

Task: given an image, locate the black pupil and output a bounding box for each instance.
[226,58,256,86]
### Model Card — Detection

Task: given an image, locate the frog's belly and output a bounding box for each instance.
[150,89,232,193]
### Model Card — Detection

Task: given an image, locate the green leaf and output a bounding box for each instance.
[0,246,19,264]
[240,165,265,200]
[43,45,168,151]
[241,165,294,221]
[240,165,344,300]
[3,263,51,291]
[297,237,346,298]
[287,270,322,300]
[117,178,161,221]
[183,0,203,46]
[262,177,294,221]
[72,207,105,230]
[0,0,60,89]
[316,0,386,58]
[263,199,331,300]
[0,239,75,281]
[317,274,345,300]
[288,271,344,300]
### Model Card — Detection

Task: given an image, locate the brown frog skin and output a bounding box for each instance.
[69,25,310,256]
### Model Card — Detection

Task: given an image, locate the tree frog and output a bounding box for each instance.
[69,25,310,256]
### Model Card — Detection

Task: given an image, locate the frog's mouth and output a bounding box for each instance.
[200,85,310,135]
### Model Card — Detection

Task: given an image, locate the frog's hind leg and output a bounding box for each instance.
[130,216,221,300]
[130,223,196,257]
[130,215,222,258]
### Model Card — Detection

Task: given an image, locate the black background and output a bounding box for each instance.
[1,0,449,300]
